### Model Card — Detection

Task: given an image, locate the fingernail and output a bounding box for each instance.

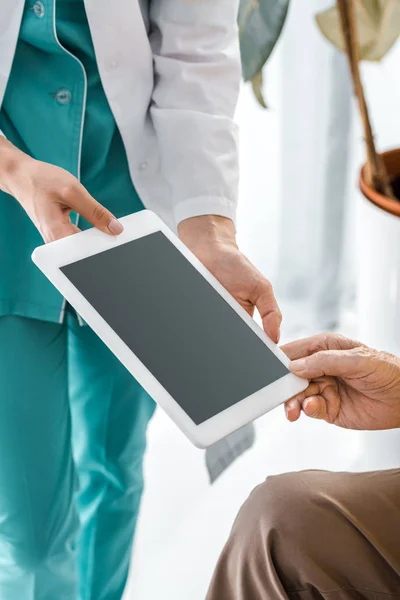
[108,218,123,235]
[285,406,294,420]
[276,329,281,344]
[304,399,318,418]
[304,399,312,410]
[291,359,306,373]
[285,400,297,420]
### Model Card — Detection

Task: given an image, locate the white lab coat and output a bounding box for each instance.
[0,0,240,229]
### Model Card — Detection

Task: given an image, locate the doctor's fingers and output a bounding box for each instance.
[253,277,282,344]
[56,183,124,236]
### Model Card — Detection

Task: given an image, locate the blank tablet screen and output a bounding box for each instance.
[61,231,289,425]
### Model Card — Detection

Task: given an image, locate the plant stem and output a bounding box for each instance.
[337,0,395,199]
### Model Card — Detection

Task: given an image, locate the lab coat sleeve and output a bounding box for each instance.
[149,0,241,226]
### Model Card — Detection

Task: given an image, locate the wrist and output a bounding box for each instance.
[0,138,33,198]
[178,215,237,249]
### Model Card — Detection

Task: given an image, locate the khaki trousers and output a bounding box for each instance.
[206,470,400,599]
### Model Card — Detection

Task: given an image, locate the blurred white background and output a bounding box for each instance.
[125,1,400,598]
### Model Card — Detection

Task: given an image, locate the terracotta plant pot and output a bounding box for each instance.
[359,148,400,218]
[357,147,400,355]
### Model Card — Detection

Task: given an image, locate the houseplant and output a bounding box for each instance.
[316,0,400,354]
[240,0,400,352]
[238,0,290,107]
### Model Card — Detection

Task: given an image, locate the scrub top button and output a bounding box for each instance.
[55,89,72,105]
[32,1,45,18]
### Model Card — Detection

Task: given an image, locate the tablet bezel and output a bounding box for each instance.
[32,210,308,448]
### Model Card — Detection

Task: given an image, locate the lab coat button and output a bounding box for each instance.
[106,57,120,71]
[139,161,148,172]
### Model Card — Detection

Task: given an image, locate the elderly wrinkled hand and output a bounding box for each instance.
[282,333,400,430]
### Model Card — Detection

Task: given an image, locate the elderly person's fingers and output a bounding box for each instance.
[284,338,400,430]
[290,348,368,380]
[282,333,362,362]
[284,382,323,422]
[284,398,301,422]
[302,380,341,423]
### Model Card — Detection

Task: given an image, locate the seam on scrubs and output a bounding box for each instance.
[86,372,115,596]
[21,455,37,591]
[0,299,66,323]
[68,311,116,596]
[52,0,87,325]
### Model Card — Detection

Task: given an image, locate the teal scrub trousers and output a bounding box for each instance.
[0,1,156,597]
[0,312,155,600]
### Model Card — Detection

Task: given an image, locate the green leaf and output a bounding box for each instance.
[239,0,290,82]
[316,0,400,61]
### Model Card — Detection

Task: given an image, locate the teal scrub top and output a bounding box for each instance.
[0,0,144,323]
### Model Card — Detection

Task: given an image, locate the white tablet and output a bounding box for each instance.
[32,210,307,448]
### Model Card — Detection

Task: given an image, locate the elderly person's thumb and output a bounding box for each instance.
[290,348,366,379]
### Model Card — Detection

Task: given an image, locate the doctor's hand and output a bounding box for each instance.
[282,333,400,431]
[178,215,282,343]
[0,139,123,242]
